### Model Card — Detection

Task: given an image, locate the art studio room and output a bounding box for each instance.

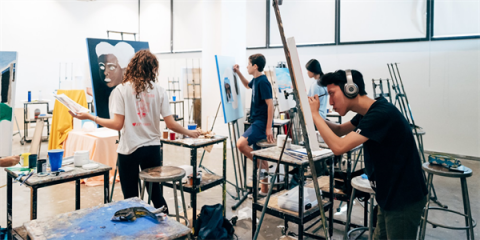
[0,0,479,239]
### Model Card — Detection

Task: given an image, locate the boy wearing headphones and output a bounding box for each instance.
[308,70,427,240]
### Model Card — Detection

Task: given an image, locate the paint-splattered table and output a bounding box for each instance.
[251,144,335,240]
[160,135,227,228]
[5,161,111,240]
[23,197,190,240]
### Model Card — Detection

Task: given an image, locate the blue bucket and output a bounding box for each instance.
[48,149,64,172]
[187,124,197,130]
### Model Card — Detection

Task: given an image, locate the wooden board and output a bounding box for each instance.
[24,198,190,240]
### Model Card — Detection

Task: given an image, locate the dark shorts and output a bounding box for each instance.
[243,120,267,150]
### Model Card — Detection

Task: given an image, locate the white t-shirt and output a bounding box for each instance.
[109,82,171,155]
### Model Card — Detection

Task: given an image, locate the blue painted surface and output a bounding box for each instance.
[0,51,16,71]
[25,198,189,239]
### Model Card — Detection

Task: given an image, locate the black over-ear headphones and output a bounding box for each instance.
[344,69,359,99]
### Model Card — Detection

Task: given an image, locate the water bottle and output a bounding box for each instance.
[28,91,31,102]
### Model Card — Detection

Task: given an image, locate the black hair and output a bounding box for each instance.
[305,59,323,76]
[319,69,367,96]
[248,54,266,72]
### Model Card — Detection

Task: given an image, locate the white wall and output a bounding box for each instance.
[0,0,139,107]
[247,39,480,157]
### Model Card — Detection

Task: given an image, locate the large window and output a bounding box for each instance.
[340,0,427,43]
[246,0,267,48]
[269,0,336,46]
[140,0,171,53]
[433,0,480,38]
[173,0,203,52]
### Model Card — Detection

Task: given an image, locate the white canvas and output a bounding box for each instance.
[286,37,320,152]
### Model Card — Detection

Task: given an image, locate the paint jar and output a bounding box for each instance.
[29,154,38,168]
[163,130,169,139]
[37,159,47,174]
[187,124,197,130]
[74,150,89,167]
[48,149,64,172]
[277,134,287,148]
[280,113,285,120]
[169,131,176,140]
[20,153,31,167]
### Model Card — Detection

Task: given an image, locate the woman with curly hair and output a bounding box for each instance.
[70,50,200,211]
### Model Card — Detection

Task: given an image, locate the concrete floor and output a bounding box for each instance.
[1,134,478,239]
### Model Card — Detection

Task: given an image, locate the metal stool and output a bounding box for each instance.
[419,162,476,240]
[345,176,375,240]
[140,166,189,226]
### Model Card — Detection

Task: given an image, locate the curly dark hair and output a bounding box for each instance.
[122,49,158,98]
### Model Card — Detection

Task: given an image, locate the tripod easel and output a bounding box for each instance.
[387,63,447,209]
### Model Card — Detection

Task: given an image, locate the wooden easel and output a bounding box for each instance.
[253,1,330,239]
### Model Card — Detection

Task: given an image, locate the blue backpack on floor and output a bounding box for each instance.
[194,204,234,240]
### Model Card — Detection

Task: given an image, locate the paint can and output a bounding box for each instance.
[277,134,287,148]
[37,159,47,174]
[187,123,197,130]
[163,129,169,139]
[29,154,37,168]
[169,131,176,140]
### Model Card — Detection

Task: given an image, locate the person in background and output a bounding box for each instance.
[306,59,328,119]
[0,155,20,167]
[70,50,200,213]
[234,53,274,196]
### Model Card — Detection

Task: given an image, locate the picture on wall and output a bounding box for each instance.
[86,38,149,120]
[0,51,18,156]
[215,55,243,123]
[275,68,297,112]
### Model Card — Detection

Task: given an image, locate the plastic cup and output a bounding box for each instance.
[187,124,197,130]
[48,149,64,172]
[172,96,176,101]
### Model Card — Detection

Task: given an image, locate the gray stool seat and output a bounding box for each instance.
[419,163,476,240]
[140,166,189,230]
[345,176,375,240]
[140,166,186,182]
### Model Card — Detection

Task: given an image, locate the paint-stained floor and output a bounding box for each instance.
[1,136,478,239]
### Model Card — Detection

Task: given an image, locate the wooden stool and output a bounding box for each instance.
[344,176,375,240]
[140,166,188,226]
[419,163,476,240]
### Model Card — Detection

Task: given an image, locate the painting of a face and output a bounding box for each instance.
[225,82,232,102]
[98,54,124,88]
[87,39,149,120]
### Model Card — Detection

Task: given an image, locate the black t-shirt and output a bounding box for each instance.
[350,97,427,210]
[248,75,272,122]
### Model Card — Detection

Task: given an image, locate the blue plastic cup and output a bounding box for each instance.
[48,149,64,172]
[172,96,176,101]
[188,124,197,130]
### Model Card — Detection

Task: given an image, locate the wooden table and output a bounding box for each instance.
[160,135,227,227]
[23,197,190,240]
[5,161,111,240]
[251,145,335,239]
